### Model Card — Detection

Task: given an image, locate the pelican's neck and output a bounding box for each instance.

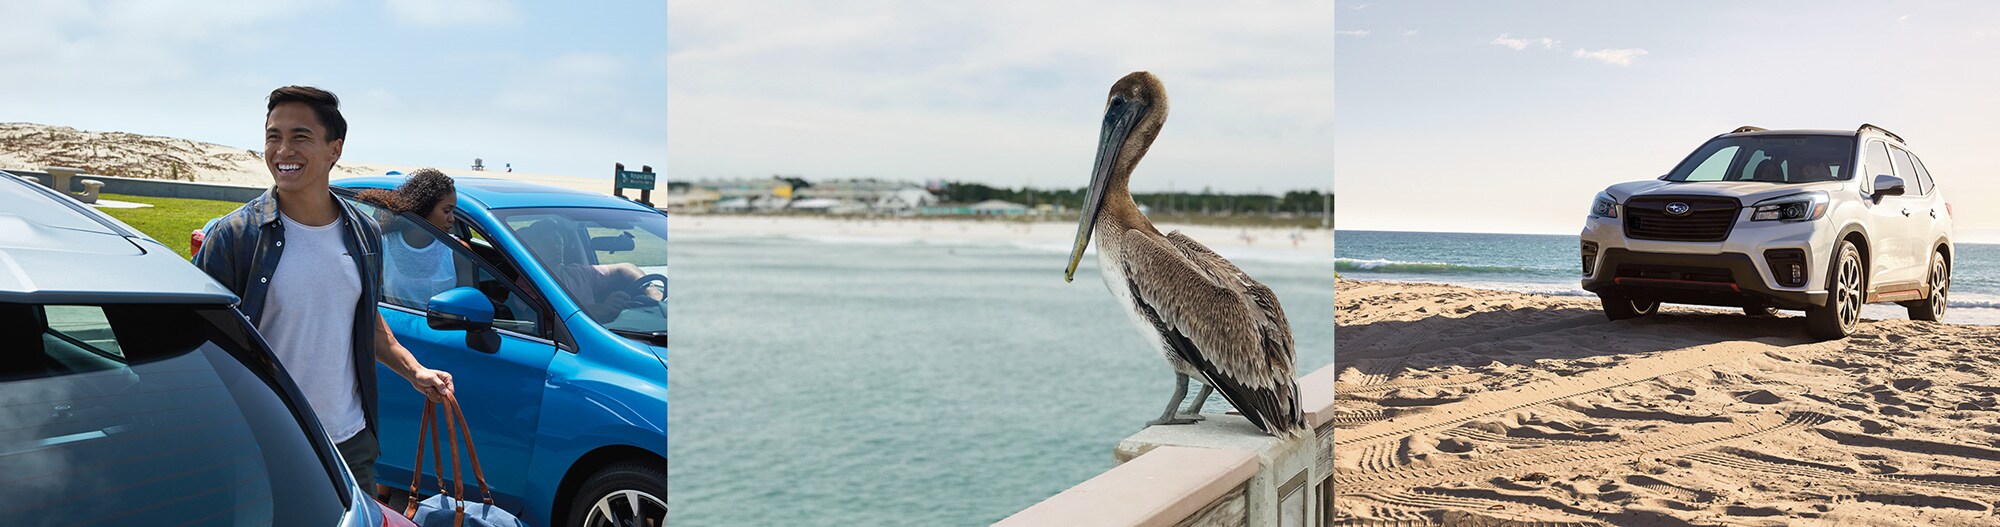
[1096,182,1157,237]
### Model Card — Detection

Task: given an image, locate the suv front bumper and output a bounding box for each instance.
[1581,248,1828,310]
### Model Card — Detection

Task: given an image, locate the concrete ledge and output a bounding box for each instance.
[995,446,1258,527]
[7,169,264,203]
[1300,364,1337,429]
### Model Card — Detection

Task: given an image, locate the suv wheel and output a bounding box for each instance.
[1806,241,1863,340]
[1743,305,1779,318]
[1906,252,1948,321]
[1600,294,1658,321]
[566,460,668,527]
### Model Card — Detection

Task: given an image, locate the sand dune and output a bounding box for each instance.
[0,122,609,194]
[1334,280,2000,526]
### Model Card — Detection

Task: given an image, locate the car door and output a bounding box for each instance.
[1907,152,1947,262]
[1884,145,1930,297]
[1860,140,1915,291]
[339,195,557,511]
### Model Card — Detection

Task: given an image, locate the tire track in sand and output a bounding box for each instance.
[1338,411,1832,492]
[1336,338,1818,449]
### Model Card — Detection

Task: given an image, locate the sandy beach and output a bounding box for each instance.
[0,122,609,194]
[667,214,1332,265]
[1333,280,2000,526]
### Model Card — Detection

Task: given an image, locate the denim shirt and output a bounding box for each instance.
[193,188,385,437]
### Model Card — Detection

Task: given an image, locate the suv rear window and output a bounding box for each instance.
[1665,135,1855,183]
[0,303,346,527]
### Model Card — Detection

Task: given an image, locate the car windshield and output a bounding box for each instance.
[0,303,346,527]
[497,207,668,341]
[1665,135,1856,184]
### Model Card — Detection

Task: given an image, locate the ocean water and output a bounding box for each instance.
[1335,230,2000,324]
[667,233,1333,526]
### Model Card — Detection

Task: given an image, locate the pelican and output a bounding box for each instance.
[1064,71,1304,438]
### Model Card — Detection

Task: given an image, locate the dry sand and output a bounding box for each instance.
[1333,280,2000,526]
[0,122,608,194]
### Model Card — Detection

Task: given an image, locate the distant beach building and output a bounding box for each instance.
[472,158,486,171]
[665,185,721,213]
[876,188,938,213]
[969,199,1029,216]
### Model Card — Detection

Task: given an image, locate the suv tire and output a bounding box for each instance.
[565,460,668,527]
[1744,305,1779,318]
[1905,251,1948,322]
[1807,241,1864,340]
[1601,294,1658,321]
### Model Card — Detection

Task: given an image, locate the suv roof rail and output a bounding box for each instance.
[1858,123,1905,144]
[1731,125,1768,134]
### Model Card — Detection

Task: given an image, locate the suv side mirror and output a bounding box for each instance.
[426,287,500,353]
[1873,174,1906,202]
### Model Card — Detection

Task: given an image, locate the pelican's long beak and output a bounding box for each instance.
[1066,98,1145,282]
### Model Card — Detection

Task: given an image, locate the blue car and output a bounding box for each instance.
[329,176,667,527]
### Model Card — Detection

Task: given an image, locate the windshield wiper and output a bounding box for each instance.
[610,328,668,346]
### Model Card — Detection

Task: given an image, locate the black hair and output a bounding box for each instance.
[266,85,347,141]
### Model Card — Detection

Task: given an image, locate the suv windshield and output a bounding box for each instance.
[1665,135,1856,184]
[0,303,346,527]
[498,207,668,342]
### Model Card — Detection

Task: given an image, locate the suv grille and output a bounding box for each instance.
[1624,196,1740,242]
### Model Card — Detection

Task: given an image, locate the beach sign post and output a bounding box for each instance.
[614,162,657,207]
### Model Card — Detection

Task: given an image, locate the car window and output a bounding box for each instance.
[1865,140,1894,181]
[345,197,545,337]
[1889,146,1920,195]
[1682,146,1737,182]
[497,208,667,339]
[1910,153,1936,195]
[43,305,123,359]
[0,303,346,526]
[1666,135,1851,183]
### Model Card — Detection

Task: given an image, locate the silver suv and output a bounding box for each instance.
[1580,125,1952,340]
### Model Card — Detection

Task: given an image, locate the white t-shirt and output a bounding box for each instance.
[259,212,367,443]
[383,232,457,307]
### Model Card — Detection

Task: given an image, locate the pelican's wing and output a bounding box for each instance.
[1118,229,1303,436]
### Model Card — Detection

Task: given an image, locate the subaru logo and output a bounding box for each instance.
[1665,202,1691,216]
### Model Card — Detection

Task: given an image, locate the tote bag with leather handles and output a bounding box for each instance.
[404,395,528,527]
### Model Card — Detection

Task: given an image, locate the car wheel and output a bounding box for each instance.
[1600,294,1658,321]
[1806,241,1863,340]
[566,460,668,527]
[1907,252,1948,322]
[1743,305,1779,318]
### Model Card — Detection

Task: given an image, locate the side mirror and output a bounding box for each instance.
[1873,174,1906,202]
[426,287,500,353]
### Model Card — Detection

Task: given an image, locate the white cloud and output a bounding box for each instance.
[1491,34,1560,51]
[383,0,520,27]
[1572,48,1648,66]
[1336,30,1372,37]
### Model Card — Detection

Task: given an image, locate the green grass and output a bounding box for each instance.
[95,193,245,259]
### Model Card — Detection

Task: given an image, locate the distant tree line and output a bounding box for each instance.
[937,182,1330,216]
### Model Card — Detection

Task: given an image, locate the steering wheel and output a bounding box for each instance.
[618,273,668,309]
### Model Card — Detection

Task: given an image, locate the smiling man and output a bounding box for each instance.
[193,86,455,496]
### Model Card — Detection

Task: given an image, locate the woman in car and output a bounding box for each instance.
[357,168,464,306]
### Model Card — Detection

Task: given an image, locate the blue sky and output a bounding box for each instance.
[0,0,665,180]
[666,0,1334,194]
[1337,1,2000,241]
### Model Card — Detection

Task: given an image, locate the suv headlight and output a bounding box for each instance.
[1750,191,1828,223]
[1589,192,1618,219]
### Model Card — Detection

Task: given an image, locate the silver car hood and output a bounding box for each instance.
[1605,180,1850,204]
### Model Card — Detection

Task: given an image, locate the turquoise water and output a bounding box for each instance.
[667,234,1332,526]
[1336,230,2000,322]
